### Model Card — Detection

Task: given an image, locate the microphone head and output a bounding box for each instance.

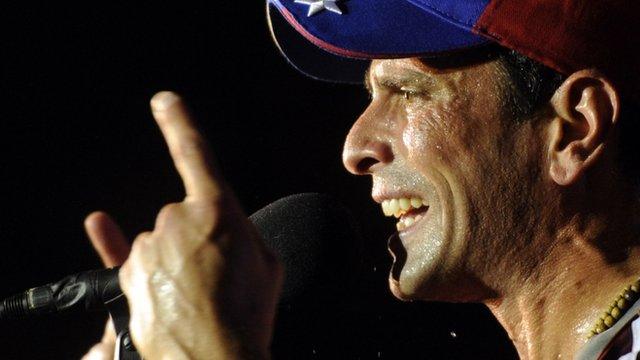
[249,193,363,306]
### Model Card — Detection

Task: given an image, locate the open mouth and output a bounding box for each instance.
[395,207,429,231]
[388,233,406,281]
[380,197,429,231]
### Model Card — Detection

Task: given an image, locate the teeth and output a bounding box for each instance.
[388,199,399,215]
[380,197,428,231]
[399,198,411,211]
[404,217,415,227]
[382,200,393,216]
[380,197,427,218]
[395,213,424,232]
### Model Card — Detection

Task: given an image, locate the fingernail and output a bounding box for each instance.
[150,91,180,112]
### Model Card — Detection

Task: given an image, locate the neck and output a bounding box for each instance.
[485,199,640,359]
[488,248,640,359]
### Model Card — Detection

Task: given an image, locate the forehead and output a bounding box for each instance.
[370,58,440,77]
[367,58,436,85]
[366,56,503,88]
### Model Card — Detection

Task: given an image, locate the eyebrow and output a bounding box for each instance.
[364,66,436,95]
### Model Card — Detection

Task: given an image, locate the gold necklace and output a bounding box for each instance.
[588,279,640,338]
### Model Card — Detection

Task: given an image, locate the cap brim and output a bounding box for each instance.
[267,0,491,83]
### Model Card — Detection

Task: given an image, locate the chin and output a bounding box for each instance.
[389,276,414,301]
[388,232,453,301]
[390,272,447,302]
[388,239,469,302]
[388,254,446,301]
[390,264,497,303]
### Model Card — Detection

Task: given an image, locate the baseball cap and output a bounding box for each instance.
[267,0,639,98]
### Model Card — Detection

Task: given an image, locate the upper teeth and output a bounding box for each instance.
[381,197,426,218]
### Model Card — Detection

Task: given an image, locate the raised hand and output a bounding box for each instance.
[116,92,283,359]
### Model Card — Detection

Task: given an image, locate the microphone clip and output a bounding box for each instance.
[104,293,141,360]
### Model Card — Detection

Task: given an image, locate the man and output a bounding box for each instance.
[83,0,639,359]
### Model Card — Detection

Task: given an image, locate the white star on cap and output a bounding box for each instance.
[294,0,343,17]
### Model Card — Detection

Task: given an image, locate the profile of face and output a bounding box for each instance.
[343,57,547,302]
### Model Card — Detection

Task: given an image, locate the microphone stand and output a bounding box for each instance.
[103,294,141,360]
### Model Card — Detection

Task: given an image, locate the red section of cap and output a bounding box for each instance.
[474,0,639,99]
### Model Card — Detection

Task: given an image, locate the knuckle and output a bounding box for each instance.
[134,231,152,243]
[187,199,223,237]
[126,233,150,266]
[156,202,183,227]
[130,232,151,250]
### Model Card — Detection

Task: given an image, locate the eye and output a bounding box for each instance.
[400,87,418,100]
[400,86,420,100]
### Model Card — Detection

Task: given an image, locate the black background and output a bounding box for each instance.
[0,3,517,359]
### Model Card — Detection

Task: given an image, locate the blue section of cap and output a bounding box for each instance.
[272,0,489,57]
[268,2,369,83]
[405,0,491,28]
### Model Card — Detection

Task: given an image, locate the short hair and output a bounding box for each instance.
[496,48,565,120]
[421,45,565,119]
[496,47,640,186]
[422,45,638,183]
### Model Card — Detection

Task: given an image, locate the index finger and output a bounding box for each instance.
[150,91,221,199]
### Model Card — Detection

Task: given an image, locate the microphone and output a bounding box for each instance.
[0,267,121,320]
[0,192,362,319]
[251,192,363,305]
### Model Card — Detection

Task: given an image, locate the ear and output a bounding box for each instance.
[547,69,620,186]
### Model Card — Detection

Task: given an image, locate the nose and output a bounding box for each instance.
[342,103,394,175]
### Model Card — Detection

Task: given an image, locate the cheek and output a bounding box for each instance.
[402,98,470,168]
[401,97,495,232]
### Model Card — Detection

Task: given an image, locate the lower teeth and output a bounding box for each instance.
[396,214,423,231]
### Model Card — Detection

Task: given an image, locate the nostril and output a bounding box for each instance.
[356,157,380,173]
[343,141,394,175]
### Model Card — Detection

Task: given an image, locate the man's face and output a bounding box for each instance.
[343,57,544,301]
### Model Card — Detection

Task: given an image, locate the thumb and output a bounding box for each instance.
[85,211,130,267]
[81,320,118,360]
[81,343,114,360]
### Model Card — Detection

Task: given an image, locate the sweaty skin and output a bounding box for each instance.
[83,92,283,360]
[80,59,640,359]
[343,58,640,359]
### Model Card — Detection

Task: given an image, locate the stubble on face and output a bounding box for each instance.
[363,57,543,302]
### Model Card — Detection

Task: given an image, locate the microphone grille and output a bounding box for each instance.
[250,193,362,305]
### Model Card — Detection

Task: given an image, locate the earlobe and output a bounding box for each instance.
[547,69,619,186]
[549,141,603,186]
